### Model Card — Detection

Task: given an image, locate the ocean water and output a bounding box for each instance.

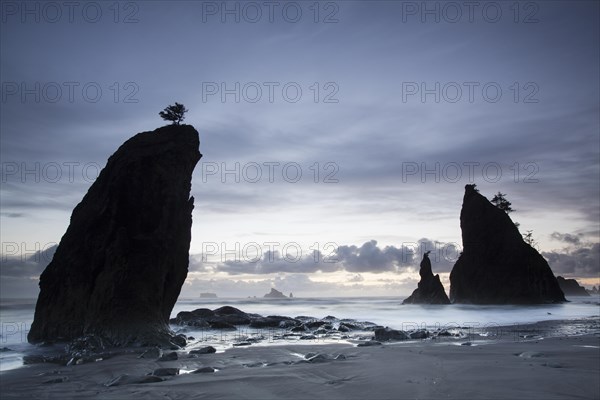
[1,295,599,372]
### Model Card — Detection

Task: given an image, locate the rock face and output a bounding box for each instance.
[449,185,565,304]
[556,276,590,297]
[28,125,201,345]
[264,288,287,298]
[402,252,450,304]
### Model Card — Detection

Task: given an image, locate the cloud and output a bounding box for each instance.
[550,232,583,245]
[335,240,407,273]
[180,273,417,299]
[543,243,600,278]
[180,274,334,299]
[0,245,56,298]
[199,238,459,276]
[216,249,340,275]
[0,212,24,218]
[188,254,209,273]
[0,245,56,278]
[348,274,364,283]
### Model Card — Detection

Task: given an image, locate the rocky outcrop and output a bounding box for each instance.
[170,308,378,335]
[374,327,409,341]
[403,252,450,304]
[264,288,287,298]
[449,185,565,304]
[556,276,590,297]
[28,125,201,345]
[170,306,257,329]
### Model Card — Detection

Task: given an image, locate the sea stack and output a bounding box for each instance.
[556,276,590,297]
[403,252,450,304]
[28,125,201,345]
[449,185,565,304]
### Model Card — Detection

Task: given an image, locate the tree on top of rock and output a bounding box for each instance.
[491,192,514,214]
[159,103,188,125]
[466,183,479,192]
[523,230,537,248]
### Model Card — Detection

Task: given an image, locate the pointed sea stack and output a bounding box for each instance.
[403,252,450,304]
[449,185,565,304]
[28,125,201,345]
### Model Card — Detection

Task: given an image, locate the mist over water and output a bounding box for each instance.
[173,296,600,330]
[1,296,599,372]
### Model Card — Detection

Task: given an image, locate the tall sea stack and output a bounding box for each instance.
[28,125,201,345]
[449,185,565,304]
[403,252,450,304]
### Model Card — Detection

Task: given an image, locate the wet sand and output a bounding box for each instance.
[1,320,599,399]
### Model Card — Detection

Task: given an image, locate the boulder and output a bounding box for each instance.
[449,185,565,304]
[157,351,178,361]
[137,375,164,384]
[151,368,179,376]
[305,320,326,330]
[171,308,215,325]
[28,125,201,345]
[171,334,187,348]
[374,327,409,342]
[192,366,215,373]
[249,316,299,328]
[138,347,162,359]
[189,346,216,355]
[212,306,252,325]
[402,252,450,304]
[409,330,429,339]
[208,321,237,330]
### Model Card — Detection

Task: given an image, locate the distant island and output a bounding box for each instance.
[263,288,288,299]
[556,277,589,297]
[200,292,218,298]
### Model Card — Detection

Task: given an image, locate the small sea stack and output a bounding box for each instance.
[403,252,450,304]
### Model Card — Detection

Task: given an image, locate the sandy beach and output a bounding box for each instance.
[1,319,598,400]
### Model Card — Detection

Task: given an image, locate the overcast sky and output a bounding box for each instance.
[1,1,599,298]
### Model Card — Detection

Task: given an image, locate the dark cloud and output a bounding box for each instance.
[0,245,56,278]
[543,243,600,278]
[335,240,410,273]
[188,254,208,273]
[201,238,459,276]
[0,212,24,218]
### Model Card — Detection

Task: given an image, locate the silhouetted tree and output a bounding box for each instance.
[491,192,514,214]
[159,102,188,125]
[467,183,480,192]
[523,230,536,246]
